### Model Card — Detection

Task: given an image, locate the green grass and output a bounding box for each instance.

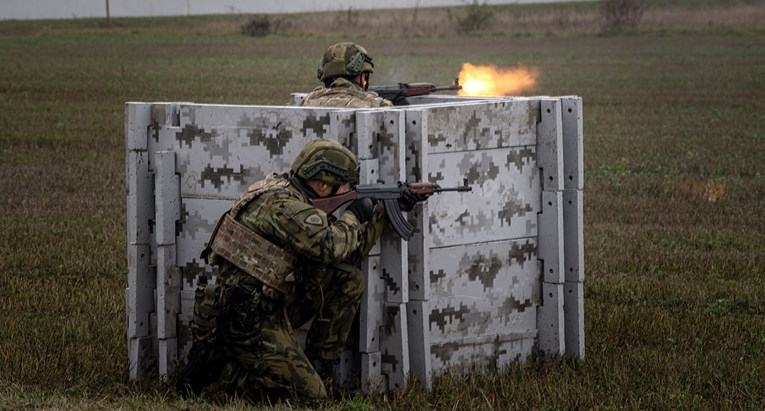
[1,0,764,409]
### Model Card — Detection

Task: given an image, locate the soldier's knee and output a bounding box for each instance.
[299,374,328,401]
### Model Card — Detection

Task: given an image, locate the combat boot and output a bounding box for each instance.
[309,357,341,398]
[176,340,226,398]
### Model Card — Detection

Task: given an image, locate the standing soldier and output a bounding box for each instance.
[301,42,393,108]
[178,139,424,402]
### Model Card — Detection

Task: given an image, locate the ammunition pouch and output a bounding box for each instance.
[190,278,228,344]
[207,214,296,296]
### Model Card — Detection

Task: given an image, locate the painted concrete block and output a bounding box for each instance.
[538,190,564,284]
[360,256,384,353]
[428,240,539,370]
[564,281,585,359]
[361,351,383,393]
[379,303,410,391]
[537,282,564,354]
[563,190,584,283]
[430,331,537,372]
[124,96,585,389]
[406,300,432,389]
[561,97,584,191]
[127,244,152,339]
[537,99,564,192]
[128,336,153,380]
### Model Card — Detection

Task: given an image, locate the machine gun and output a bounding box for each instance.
[369,78,462,106]
[312,180,472,241]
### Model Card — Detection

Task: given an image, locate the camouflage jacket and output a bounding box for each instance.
[208,173,386,294]
[301,77,392,108]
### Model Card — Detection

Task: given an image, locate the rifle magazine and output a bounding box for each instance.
[383,199,414,241]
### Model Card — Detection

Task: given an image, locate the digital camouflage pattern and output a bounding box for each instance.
[399,100,544,379]
[301,77,392,109]
[126,95,584,393]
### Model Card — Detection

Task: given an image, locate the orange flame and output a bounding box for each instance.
[458,63,539,96]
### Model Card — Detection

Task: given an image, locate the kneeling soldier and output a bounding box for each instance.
[178,139,422,402]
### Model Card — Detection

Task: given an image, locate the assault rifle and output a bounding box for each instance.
[369,78,462,106]
[312,180,472,241]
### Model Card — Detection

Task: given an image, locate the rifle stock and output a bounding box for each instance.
[311,190,358,215]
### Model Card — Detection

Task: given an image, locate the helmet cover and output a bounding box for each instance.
[291,139,359,185]
[317,42,375,81]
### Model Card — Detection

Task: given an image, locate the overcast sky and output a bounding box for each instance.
[1,0,585,20]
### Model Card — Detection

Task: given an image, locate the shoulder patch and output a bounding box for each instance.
[304,213,324,226]
[289,207,328,238]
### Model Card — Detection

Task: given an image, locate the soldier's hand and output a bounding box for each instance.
[346,197,376,223]
[398,188,428,212]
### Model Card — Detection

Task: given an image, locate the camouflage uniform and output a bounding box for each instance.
[192,141,386,401]
[301,77,392,108]
[301,42,392,109]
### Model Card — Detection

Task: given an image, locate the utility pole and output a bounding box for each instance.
[105,0,111,25]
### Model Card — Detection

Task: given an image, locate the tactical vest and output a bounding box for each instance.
[203,174,298,297]
[301,78,392,108]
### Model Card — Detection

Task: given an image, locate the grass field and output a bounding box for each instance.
[1,0,764,409]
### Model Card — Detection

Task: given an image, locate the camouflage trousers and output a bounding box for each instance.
[219,263,364,401]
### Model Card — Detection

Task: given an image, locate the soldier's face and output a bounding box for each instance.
[307,180,351,198]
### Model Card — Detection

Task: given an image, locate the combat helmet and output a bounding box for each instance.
[291,139,359,186]
[317,42,375,82]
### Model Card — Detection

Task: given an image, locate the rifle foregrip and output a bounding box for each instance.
[383,198,414,241]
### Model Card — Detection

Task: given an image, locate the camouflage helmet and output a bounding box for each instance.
[317,42,375,81]
[291,139,359,185]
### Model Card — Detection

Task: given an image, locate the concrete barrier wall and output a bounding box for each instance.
[125,95,584,391]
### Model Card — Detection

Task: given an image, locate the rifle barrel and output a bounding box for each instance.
[432,85,462,92]
[437,186,472,192]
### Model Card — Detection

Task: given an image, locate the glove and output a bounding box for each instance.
[398,188,427,212]
[346,197,376,223]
